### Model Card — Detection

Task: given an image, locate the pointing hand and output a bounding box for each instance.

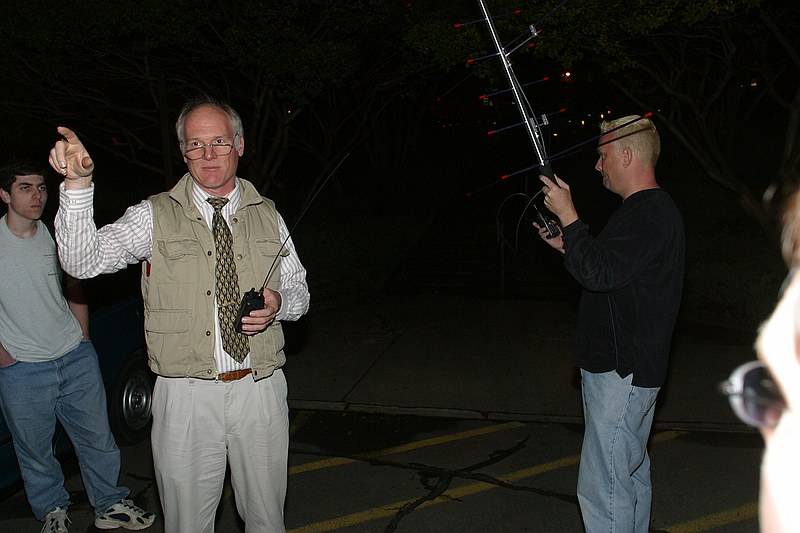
[49,126,94,189]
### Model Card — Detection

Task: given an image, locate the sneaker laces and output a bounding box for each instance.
[41,507,70,533]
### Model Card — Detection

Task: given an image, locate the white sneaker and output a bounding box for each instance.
[41,507,69,533]
[94,499,155,530]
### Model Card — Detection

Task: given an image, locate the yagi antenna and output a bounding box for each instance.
[476,0,560,237]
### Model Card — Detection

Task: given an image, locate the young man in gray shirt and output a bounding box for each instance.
[0,158,155,533]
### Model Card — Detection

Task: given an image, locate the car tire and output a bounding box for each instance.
[109,350,154,445]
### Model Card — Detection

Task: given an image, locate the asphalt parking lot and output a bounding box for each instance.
[0,290,766,532]
[0,409,763,533]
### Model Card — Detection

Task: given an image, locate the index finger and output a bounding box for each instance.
[50,127,74,174]
[56,126,79,144]
[539,174,556,187]
[49,134,68,174]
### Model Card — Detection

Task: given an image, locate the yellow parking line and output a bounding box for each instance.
[665,501,758,532]
[289,431,685,532]
[287,452,583,532]
[652,430,683,444]
[225,418,523,500]
[290,421,526,474]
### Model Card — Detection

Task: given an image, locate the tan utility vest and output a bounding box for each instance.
[142,174,287,381]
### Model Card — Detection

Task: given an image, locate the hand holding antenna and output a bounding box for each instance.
[539,173,577,229]
[530,163,561,238]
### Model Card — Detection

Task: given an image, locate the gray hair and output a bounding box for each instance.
[175,96,244,150]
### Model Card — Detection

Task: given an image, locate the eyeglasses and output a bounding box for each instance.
[183,137,237,160]
[719,360,786,427]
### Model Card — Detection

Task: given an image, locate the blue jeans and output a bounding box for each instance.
[0,340,129,520]
[577,369,659,533]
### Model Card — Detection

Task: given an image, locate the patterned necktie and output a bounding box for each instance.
[207,197,250,363]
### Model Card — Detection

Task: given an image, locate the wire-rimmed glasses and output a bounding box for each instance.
[719,360,786,427]
[183,136,238,160]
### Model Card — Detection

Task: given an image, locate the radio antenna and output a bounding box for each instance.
[234,152,350,331]
[259,152,350,290]
[476,0,560,237]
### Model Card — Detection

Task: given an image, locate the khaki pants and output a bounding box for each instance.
[151,370,289,533]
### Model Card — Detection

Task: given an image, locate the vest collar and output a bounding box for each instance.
[169,173,264,213]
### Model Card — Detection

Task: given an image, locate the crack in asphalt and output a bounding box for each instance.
[290,433,578,532]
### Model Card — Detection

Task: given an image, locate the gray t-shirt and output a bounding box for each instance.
[0,216,83,362]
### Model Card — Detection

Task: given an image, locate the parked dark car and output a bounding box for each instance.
[0,292,154,494]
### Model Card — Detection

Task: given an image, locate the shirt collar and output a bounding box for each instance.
[191,179,241,215]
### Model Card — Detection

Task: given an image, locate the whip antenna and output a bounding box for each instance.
[234,152,350,331]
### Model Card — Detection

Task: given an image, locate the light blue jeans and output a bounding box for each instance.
[0,340,129,520]
[577,369,659,533]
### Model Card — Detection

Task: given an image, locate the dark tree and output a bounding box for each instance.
[512,0,800,234]
[0,0,472,208]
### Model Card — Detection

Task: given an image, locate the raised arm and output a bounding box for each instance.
[51,126,154,278]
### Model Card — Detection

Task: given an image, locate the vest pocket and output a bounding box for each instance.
[155,238,204,281]
[254,239,286,287]
[144,309,192,367]
[157,237,200,259]
[145,309,191,333]
[255,238,287,258]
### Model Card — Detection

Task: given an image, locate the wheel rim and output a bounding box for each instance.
[122,370,153,431]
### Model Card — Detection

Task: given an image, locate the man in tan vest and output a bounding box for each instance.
[50,96,310,533]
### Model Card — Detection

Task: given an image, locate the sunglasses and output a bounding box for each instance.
[719,360,786,428]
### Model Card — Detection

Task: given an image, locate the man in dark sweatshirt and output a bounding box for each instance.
[536,115,685,533]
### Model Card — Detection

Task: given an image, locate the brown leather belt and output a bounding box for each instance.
[217,369,252,382]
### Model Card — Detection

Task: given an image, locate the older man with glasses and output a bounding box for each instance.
[49,96,310,533]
